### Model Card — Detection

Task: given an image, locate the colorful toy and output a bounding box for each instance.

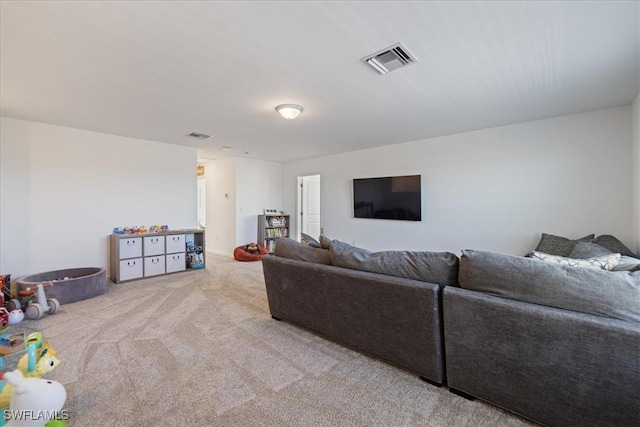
[17,348,59,379]
[7,311,23,326]
[2,369,67,427]
[10,284,59,320]
[15,339,59,379]
[0,309,8,329]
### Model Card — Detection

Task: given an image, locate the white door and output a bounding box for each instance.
[300,175,321,240]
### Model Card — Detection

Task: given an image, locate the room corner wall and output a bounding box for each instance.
[632,93,640,253]
[204,158,237,256]
[0,117,198,278]
[203,157,283,257]
[235,157,283,247]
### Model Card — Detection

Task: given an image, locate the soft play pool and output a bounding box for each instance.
[16,267,108,305]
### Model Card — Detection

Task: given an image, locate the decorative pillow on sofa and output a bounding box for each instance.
[300,233,321,248]
[459,249,640,323]
[329,239,459,286]
[571,242,640,272]
[320,235,333,250]
[592,235,638,258]
[534,233,595,257]
[530,251,620,270]
[274,238,331,265]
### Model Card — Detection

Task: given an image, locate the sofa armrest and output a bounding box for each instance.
[443,286,640,427]
[262,255,445,382]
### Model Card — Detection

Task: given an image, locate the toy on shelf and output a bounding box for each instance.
[187,252,205,269]
[113,226,149,235]
[2,369,67,427]
[10,283,60,320]
[149,225,169,233]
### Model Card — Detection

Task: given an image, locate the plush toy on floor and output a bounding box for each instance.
[3,369,66,427]
[233,242,269,261]
[16,342,60,378]
[0,338,60,408]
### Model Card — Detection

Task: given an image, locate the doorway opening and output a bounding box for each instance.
[297,174,321,241]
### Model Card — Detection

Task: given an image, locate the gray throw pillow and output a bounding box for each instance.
[571,241,640,272]
[534,233,595,257]
[329,240,459,286]
[300,233,321,248]
[319,235,333,250]
[274,238,331,265]
[459,249,640,323]
[592,235,638,258]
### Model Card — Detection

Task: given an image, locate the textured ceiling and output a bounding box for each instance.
[1,1,638,162]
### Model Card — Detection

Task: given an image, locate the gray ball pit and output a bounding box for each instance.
[16,267,108,305]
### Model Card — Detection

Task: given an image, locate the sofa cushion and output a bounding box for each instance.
[571,242,640,272]
[530,251,620,270]
[329,239,459,286]
[534,233,595,257]
[274,238,331,265]
[592,234,638,258]
[459,249,640,323]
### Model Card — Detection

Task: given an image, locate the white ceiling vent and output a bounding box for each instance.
[361,42,418,75]
[187,132,212,140]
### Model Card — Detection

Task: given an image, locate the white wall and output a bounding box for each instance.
[0,117,198,278]
[204,157,282,256]
[283,106,634,256]
[204,158,236,256]
[235,157,283,246]
[633,94,640,253]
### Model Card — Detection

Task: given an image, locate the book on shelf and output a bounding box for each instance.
[265,228,288,238]
[266,216,288,227]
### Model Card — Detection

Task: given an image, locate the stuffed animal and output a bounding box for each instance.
[245,242,260,254]
[16,343,60,378]
[0,343,60,407]
[3,369,66,426]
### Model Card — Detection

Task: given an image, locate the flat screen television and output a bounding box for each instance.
[353,175,421,221]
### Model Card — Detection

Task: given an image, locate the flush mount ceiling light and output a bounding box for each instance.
[275,104,303,120]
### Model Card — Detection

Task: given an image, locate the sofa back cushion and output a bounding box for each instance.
[329,239,459,286]
[459,249,640,323]
[274,238,332,265]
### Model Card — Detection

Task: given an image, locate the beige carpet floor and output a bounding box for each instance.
[14,254,536,426]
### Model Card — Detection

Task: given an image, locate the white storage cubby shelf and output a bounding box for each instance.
[110,229,205,283]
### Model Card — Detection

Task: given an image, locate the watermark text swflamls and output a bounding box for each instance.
[3,409,69,421]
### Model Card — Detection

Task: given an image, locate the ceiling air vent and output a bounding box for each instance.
[187,132,211,140]
[361,42,418,75]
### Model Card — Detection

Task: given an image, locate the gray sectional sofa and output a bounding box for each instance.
[261,237,459,385]
[444,249,640,427]
[262,237,640,427]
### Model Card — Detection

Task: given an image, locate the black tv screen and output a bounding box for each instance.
[353,175,422,221]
